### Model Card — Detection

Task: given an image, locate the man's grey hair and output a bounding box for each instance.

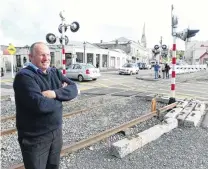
[29,42,47,55]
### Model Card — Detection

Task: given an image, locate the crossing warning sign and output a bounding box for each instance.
[7,44,16,55]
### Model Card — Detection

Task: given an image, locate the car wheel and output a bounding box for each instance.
[93,78,97,81]
[78,75,84,82]
[119,73,122,75]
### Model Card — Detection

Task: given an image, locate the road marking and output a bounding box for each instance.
[140,87,208,100]
[1,79,13,83]
[147,86,208,95]
[102,79,134,89]
[95,82,109,87]
[80,87,92,91]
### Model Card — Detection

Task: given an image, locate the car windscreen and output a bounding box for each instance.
[83,64,96,69]
[123,64,133,68]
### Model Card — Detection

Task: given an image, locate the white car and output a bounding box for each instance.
[146,64,152,69]
[118,63,139,75]
[66,63,101,82]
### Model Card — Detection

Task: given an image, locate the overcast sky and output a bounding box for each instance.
[0,0,207,50]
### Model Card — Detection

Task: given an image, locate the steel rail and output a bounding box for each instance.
[1,89,130,122]
[9,102,177,169]
[1,92,139,136]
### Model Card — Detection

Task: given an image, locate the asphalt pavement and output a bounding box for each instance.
[1,69,208,101]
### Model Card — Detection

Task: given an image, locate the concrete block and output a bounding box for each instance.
[184,111,203,127]
[177,102,196,126]
[164,107,183,119]
[156,96,169,104]
[176,100,189,108]
[145,94,156,101]
[201,112,208,129]
[185,101,197,110]
[123,128,133,137]
[195,102,206,112]
[111,118,178,158]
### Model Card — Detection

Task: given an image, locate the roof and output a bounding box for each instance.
[111,49,126,54]
[47,41,103,49]
[94,37,140,46]
[200,52,208,59]
[110,37,132,43]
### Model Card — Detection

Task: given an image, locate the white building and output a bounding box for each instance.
[48,41,131,69]
[94,37,150,64]
[0,41,131,71]
[184,40,208,65]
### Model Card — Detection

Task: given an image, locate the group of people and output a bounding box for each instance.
[153,62,170,79]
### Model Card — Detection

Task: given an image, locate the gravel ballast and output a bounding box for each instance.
[0,94,97,118]
[2,96,164,168]
[1,95,121,130]
[59,126,208,169]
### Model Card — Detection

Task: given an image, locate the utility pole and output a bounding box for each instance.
[169,4,199,104]
[169,4,177,103]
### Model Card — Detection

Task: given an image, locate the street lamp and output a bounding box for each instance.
[83,41,86,63]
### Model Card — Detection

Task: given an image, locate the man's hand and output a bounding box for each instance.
[42,90,56,99]
[62,82,68,88]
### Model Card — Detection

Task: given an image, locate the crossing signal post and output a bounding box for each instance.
[152,45,160,64]
[46,10,80,76]
[169,4,200,104]
[176,29,200,41]
[169,4,178,104]
[152,43,168,64]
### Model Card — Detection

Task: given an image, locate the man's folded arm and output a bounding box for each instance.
[54,74,78,101]
[13,74,62,113]
[54,70,78,101]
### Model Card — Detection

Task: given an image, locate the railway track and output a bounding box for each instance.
[1,89,130,121]
[9,102,177,169]
[1,90,143,136]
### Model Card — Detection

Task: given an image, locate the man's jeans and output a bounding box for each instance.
[166,71,169,79]
[18,127,63,169]
[155,71,158,79]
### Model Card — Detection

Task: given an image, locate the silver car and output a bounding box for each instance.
[119,63,139,75]
[66,63,101,82]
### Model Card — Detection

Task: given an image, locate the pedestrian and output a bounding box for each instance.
[1,67,4,77]
[154,62,160,79]
[13,42,78,169]
[96,62,99,68]
[165,63,170,79]
[161,63,165,79]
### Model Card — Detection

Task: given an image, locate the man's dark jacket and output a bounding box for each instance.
[13,66,78,137]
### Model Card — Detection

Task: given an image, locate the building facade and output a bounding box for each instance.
[184,40,208,65]
[0,41,131,71]
[94,37,150,64]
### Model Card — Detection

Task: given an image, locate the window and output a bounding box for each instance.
[73,64,82,69]
[50,52,55,66]
[83,64,95,69]
[123,63,133,68]
[16,55,21,67]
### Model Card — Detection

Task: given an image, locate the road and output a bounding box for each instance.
[1,70,208,101]
[77,70,208,101]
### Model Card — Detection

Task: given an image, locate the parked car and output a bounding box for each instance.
[137,62,150,69]
[137,62,143,69]
[118,63,139,75]
[66,63,101,82]
[146,64,152,69]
